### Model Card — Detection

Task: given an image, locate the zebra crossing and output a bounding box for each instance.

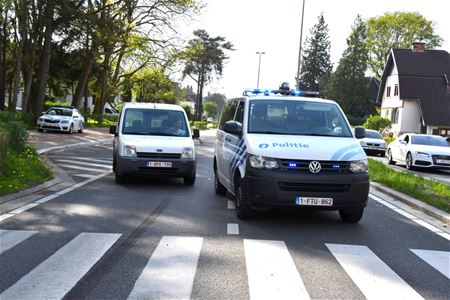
[50,155,113,180]
[1,229,448,299]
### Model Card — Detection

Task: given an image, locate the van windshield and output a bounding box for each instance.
[122,108,189,137]
[248,100,352,137]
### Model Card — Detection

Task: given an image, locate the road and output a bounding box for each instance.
[0,133,449,299]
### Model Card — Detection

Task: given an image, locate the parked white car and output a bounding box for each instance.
[357,129,386,157]
[387,133,450,170]
[37,106,84,134]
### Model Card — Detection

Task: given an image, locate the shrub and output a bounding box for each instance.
[181,104,193,120]
[193,121,208,130]
[0,130,8,173]
[363,115,392,132]
[5,121,28,153]
[43,100,71,111]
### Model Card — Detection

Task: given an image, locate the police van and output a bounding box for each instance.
[214,84,369,222]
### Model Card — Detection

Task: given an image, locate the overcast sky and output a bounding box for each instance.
[179,0,449,98]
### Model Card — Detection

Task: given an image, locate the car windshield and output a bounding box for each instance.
[411,135,449,147]
[248,100,352,137]
[122,108,189,137]
[46,108,73,117]
[365,130,383,139]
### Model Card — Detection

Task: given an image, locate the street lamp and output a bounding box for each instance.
[296,0,306,90]
[256,51,266,89]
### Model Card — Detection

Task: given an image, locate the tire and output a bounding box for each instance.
[235,181,253,219]
[339,208,364,223]
[68,124,73,134]
[405,152,415,170]
[38,129,44,132]
[184,174,196,186]
[387,149,395,165]
[115,167,125,184]
[78,123,83,133]
[214,173,227,195]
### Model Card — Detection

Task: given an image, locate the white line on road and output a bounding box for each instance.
[227,223,239,235]
[0,232,121,300]
[227,200,235,210]
[0,230,38,255]
[326,243,424,300]
[58,164,112,173]
[244,239,310,300]
[72,135,96,142]
[73,174,96,179]
[51,156,112,164]
[54,159,112,169]
[128,236,203,300]
[411,249,450,279]
[370,193,450,241]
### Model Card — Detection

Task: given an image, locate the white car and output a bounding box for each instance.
[387,133,450,170]
[357,129,386,157]
[37,106,84,134]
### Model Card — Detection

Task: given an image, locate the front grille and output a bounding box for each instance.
[42,125,61,129]
[432,155,450,165]
[367,143,380,147]
[42,119,60,123]
[415,160,431,166]
[138,167,178,174]
[137,152,181,159]
[278,182,351,193]
[278,159,349,173]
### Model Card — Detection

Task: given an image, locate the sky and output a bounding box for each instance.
[178,0,449,98]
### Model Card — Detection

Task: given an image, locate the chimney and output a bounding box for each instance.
[412,41,426,52]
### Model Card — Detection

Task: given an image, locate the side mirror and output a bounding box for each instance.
[224,121,242,136]
[192,128,200,139]
[354,126,366,139]
[400,140,407,145]
[109,125,117,135]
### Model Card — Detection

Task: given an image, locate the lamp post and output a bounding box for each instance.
[296,0,306,90]
[256,51,265,89]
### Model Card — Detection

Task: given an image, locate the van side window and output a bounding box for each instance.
[219,101,238,130]
[234,101,245,124]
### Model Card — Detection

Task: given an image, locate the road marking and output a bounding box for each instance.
[370,193,450,241]
[0,230,38,255]
[54,159,111,169]
[227,223,239,235]
[0,232,121,300]
[72,135,96,142]
[58,164,112,172]
[244,239,310,300]
[0,172,111,223]
[128,236,203,300]
[326,243,423,300]
[227,200,235,210]
[411,249,450,279]
[74,174,96,179]
[51,156,112,164]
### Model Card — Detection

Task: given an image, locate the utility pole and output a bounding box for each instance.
[256,51,265,89]
[296,0,306,90]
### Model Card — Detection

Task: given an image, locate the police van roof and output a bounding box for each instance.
[122,102,184,111]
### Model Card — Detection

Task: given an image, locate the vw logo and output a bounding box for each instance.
[309,161,321,173]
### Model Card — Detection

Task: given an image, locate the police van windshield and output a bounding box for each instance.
[248,100,352,137]
[122,109,189,137]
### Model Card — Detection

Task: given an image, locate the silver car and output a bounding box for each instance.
[357,129,386,157]
[37,106,85,134]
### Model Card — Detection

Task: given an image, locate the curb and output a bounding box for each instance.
[0,177,63,205]
[370,181,450,225]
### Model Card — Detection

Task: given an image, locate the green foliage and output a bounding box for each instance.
[366,12,443,78]
[43,100,71,111]
[368,159,450,212]
[133,68,178,104]
[203,101,218,118]
[86,114,117,128]
[181,104,193,120]
[5,120,28,153]
[299,13,332,92]
[192,121,207,130]
[363,115,392,132]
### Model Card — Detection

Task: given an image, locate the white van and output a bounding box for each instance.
[214,85,369,222]
[110,103,199,185]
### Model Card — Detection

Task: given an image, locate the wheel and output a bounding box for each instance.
[339,208,364,223]
[235,181,253,219]
[387,149,395,165]
[183,174,196,186]
[112,158,116,172]
[78,123,83,133]
[115,167,125,184]
[38,129,44,132]
[214,173,227,195]
[379,151,385,157]
[68,124,73,134]
[405,152,415,170]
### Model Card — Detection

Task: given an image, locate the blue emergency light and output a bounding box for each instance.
[243,83,319,97]
[288,162,297,168]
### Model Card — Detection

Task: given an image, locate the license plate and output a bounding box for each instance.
[436,159,450,164]
[147,161,172,168]
[296,197,333,206]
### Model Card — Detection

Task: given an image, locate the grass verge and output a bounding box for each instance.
[0,146,53,197]
[368,159,450,213]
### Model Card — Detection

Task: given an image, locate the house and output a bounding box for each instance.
[376,42,450,137]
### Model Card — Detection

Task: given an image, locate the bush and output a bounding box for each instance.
[0,130,7,173]
[5,121,28,153]
[363,115,392,132]
[43,100,71,111]
[17,112,38,129]
[181,104,193,120]
[193,121,208,130]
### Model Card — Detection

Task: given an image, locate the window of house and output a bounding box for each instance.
[386,86,391,97]
[391,107,399,124]
[394,84,398,96]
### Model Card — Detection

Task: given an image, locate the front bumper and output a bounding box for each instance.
[413,154,450,169]
[243,168,369,210]
[37,122,70,132]
[116,156,196,178]
[362,146,386,155]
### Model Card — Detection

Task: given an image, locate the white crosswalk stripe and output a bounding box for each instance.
[54,159,112,169]
[58,163,111,173]
[326,243,424,300]
[0,229,37,255]
[411,249,450,279]
[0,232,121,300]
[244,239,310,300]
[52,156,112,164]
[128,236,203,299]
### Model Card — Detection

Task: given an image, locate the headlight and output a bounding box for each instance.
[38,118,43,122]
[349,159,368,173]
[415,151,429,158]
[380,142,386,148]
[181,147,193,159]
[359,141,367,147]
[122,144,136,157]
[248,154,278,169]
[60,120,69,123]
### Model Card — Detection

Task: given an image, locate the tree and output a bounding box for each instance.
[363,115,391,132]
[323,15,375,119]
[204,92,225,113]
[299,13,332,93]
[180,29,233,120]
[133,67,178,104]
[203,101,217,119]
[366,12,443,78]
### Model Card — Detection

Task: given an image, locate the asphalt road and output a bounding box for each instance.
[0,135,449,299]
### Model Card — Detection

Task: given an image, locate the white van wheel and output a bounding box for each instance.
[235,181,253,219]
[339,208,364,223]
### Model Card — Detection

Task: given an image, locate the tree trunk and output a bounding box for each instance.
[33,0,54,115]
[197,68,205,121]
[10,43,24,118]
[0,7,7,111]
[93,50,111,116]
[71,44,98,108]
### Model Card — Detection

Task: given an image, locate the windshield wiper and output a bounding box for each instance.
[250,131,285,135]
[123,131,147,135]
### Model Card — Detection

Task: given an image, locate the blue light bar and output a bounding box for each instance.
[243,89,319,97]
